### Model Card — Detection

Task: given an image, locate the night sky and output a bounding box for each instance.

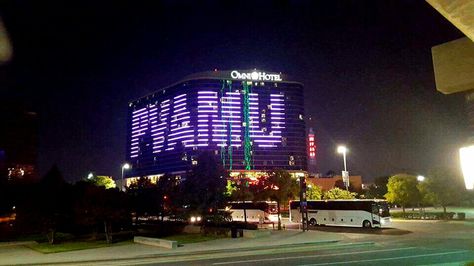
[0,1,469,182]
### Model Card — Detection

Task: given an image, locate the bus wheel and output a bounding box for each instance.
[309,218,317,226]
[362,220,372,228]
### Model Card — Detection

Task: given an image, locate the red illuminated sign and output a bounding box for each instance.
[308,133,316,158]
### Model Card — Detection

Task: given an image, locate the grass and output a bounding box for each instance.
[26,239,132,254]
[162,233,226,244]
[26,234,223,253]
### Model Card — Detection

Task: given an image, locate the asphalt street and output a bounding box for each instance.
[3,220,473,265]
[138,220,474,265]
[150,245,474,266]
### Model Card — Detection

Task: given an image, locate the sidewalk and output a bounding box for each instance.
[0,230,345,265]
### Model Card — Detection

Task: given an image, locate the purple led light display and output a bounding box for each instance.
[129,90,286,158]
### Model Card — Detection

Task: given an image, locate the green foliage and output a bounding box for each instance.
[15,165,72,244]
[225,180,236,197]
[228,177,254,203]
[156,174,181,217]
[26,240,131,254]
[127,177,162,223]
[323,187,357,199]
[418,169,464,214]
[362,176,389,199]
[253,170,299,204]
[306,184,323,200]
[385,174,420,212]
[181,152,228,215]
[391,211,456,220]
[253,170,299,230]
[87,175,116,189]
[162,234,226,244]
[13,166,130,245]
[227,176,254,224]
[73,182,130,243]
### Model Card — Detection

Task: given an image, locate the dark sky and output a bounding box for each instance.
[0,1,469,182]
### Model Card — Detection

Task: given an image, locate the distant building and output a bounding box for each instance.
[125,70,307,185]
[307,175,363,192]
[0,104,38,182]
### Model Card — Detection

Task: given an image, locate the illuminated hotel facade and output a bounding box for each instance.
[125,70,307,184]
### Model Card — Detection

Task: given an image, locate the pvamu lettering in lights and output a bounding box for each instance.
[129,91,286,158]
[460,145,474,190]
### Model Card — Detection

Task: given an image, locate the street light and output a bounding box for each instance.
[87,172,94,179]
[121,163,131,192]
[417,175,425,182]
[337,146,348,171]
[337,145,349,190]
[460,145,474,190]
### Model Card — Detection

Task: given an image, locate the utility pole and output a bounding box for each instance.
[300,176,308,231]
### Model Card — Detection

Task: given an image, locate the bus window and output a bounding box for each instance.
[372,205,378,215]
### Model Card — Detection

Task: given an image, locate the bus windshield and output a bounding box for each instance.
[378,202,390,217]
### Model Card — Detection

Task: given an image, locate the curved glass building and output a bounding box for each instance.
[125,70,306,181]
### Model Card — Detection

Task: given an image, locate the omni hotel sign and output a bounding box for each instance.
[230,70,282,82]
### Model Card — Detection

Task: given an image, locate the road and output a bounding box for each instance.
[91,220,474,265]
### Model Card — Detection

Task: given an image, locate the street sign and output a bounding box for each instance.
[342,170,349,189]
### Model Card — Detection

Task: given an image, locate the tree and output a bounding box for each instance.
[418,168,464,215]
[127,177,160,224]
[181,151,227,216]
[385,174,420,213]
[323,187,357,199]
[363,176,389,199]
[306,184,323,200]
[87,175,116,189]
[73,181,130,243]
[253,170,299,230]
[334,179,358,192]
[15,165,72,244]
[156,173,180,220]
[325,170,336,177]
[228,176,254,224]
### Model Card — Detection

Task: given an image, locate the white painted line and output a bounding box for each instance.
[299,250,469,266]
[212,247,417,265]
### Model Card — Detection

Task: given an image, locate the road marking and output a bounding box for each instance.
[212,247,417,265]
[299,250,469,265]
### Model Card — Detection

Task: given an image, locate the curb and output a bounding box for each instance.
[0,241,37,247]
[9,240,375,266]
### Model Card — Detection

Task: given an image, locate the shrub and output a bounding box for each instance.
[391,211,455,220]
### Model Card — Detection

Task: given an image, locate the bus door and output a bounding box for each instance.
[371,204,380,224]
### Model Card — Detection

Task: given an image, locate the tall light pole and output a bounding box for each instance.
[417,175,425,212]
[337,145,349,190]
[121,163,131,192]
[460,145,474,190]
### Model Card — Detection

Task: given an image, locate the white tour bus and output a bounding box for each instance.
[289,199,391,228]
[226,201,279,223]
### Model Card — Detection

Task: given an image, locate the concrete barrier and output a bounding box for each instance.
[133,236,178,249]
[243,229,271,238]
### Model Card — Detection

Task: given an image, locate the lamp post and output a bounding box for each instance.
[121,163,131,192]
[416,175,425,213]
[337,145,349,190]
[460,145,474,190]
